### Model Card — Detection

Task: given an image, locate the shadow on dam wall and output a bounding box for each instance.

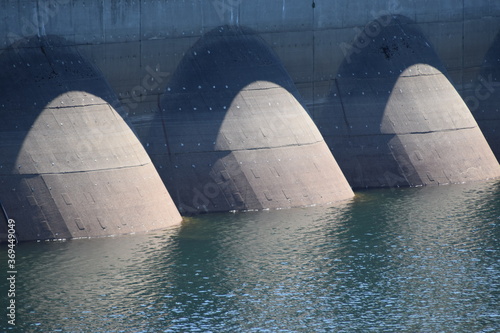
[147,25,354,214]
[467,28,500,161]
[0,36,181,241]
[315,15,500,189]
[2,18,500,241]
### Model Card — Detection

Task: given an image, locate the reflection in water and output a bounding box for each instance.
[1,181,499,332]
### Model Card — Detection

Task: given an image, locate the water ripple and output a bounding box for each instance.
[1,181,499,332]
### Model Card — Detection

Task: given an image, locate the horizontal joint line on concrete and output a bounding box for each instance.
[19,163,150,176]
[327,126,477,138]
[396,126,477,136]
[229,140,324,152]
[45,102,110,110]
[162,140,325,155]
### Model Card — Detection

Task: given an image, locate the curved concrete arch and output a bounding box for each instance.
[316,15,500,189]
[153,25,353,214]
[0,36,181,241]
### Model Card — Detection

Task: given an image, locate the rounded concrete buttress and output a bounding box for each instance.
[153,26,354,214]
[0,37,182,241]
[318,15,500,189]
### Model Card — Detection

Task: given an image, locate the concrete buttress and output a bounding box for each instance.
[0,37,182,241]
[153,26,354,214]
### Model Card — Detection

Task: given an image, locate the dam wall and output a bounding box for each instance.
[1,1,499,137]
[1,1,500,239]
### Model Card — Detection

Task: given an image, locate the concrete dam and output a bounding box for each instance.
[1,0,499,241]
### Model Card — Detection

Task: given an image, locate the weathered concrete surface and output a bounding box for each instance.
[0,1,499,194]
[316,16,500,188]
[1,1,498,150]
[153,26,353,214]
[0,37,181,241]
[462,29,500,160]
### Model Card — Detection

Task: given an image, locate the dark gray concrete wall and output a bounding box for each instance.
[464,30,500,159]
[2,1,499,132]
[1,0,499,189]
[0,37,182,241]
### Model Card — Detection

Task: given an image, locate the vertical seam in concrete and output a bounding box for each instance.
[0,200,13,240]
[159,96,173,162]
[35,0,41,37]
[334,79,351,131]
[102,0,106,45]
[462,0,465,87]
[139,0,142,68]
[312,0,316,119]
[238,0,241,26]
[201,0,205,31]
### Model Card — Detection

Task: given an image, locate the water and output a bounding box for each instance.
[1,181,500,332]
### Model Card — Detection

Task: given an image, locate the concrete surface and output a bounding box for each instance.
[0,0,499,224]
[154,26,354,213]
[1,1,498,143]
[317,16,500,188]
[463,29,500,160]
[0,37,181,241]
